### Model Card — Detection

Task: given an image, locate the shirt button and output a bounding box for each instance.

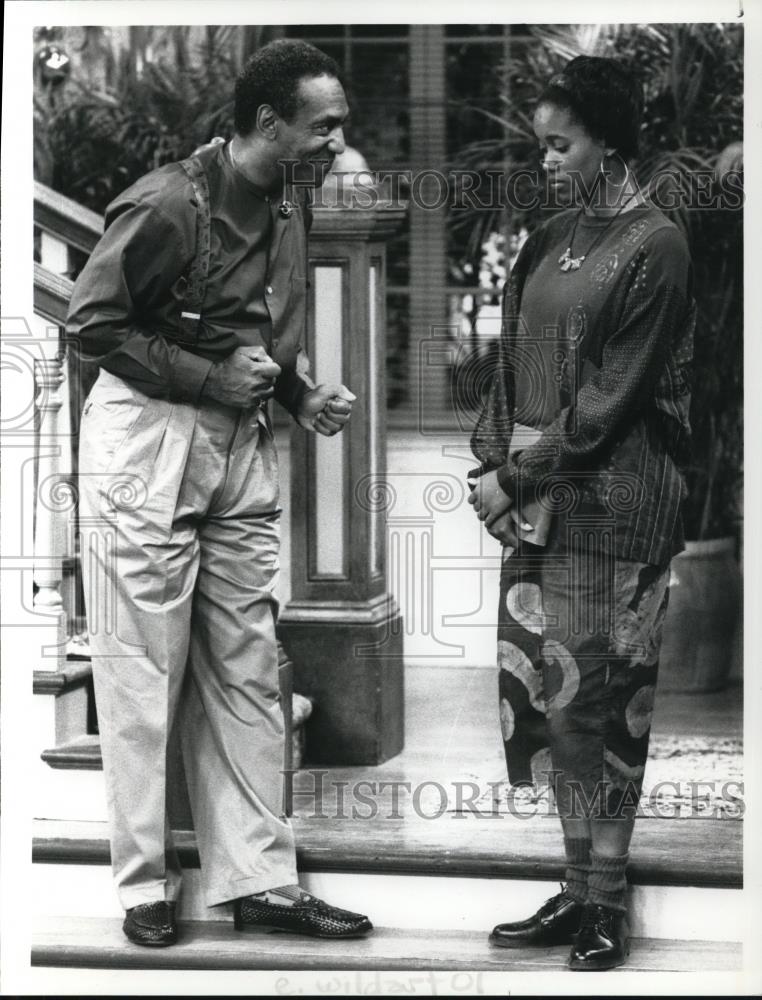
[266,285,273,295]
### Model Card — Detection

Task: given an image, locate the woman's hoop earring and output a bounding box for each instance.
[600,151,630,190]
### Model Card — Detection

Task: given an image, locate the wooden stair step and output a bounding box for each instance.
[33,815,742,889]
[31,917,741,972]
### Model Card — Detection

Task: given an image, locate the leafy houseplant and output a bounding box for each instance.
[33,26,284,215]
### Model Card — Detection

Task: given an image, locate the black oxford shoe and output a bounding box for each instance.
[568,903,630,971]
[234,891,373,939]
[123,900,177,947]
[490,886,583,948]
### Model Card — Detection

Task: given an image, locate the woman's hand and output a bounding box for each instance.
[467,469,512,526]
[485,509,519,547]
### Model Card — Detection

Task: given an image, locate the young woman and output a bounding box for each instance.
[468,56,695,971]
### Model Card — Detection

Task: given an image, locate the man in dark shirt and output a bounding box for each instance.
[67,40,371,947]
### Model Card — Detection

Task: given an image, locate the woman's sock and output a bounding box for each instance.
[564,836,592,903]
[587,851,629,912]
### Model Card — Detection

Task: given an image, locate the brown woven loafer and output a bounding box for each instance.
[233,892,373,938]
[123,900,177,947]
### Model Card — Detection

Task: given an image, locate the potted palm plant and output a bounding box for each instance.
[449,22,743,691]
[34,25,256,214]
[657,130,743,692]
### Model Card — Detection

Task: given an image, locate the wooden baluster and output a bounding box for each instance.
[34,232,73,670]
[33,337,69,669]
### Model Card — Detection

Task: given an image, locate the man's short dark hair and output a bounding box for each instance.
[234,39,342,135]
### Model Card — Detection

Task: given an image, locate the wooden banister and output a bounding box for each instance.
[34,182,103,255]
[33,264,74,327]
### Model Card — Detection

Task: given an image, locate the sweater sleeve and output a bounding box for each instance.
[495,226,692,498]
[469,228,542,472]
[66,194,214,403]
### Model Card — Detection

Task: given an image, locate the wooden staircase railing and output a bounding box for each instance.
[34,181,103,255]
[32,184,102,679]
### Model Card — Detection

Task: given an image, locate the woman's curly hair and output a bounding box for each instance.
[540,56,644,161]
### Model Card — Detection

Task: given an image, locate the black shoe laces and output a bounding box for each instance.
[538,883,573,917]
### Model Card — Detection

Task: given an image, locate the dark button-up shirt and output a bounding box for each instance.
[66,141,311,416]
[471,204,696,566]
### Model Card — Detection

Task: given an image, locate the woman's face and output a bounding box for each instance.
[533,101,607,205]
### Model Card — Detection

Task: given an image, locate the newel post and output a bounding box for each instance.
[278,201,407,765]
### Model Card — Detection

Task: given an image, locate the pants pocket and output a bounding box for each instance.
[79,375,184,534]
[80,371,157,473]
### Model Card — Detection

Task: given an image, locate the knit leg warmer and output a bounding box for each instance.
[587,851,629,912]
[563,836,592,904]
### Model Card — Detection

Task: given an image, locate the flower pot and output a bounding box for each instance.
[658,538,741,692]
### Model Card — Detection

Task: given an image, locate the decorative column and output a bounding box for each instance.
[278,201,407,765]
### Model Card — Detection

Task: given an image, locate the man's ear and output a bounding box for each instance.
[256,104,279,140]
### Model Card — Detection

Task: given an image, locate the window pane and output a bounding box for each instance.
[385,213,410,289]
[446,41,507,155]
[386,291,410,410]
[350,25,410,38]
[445,25,506,39]
[445,41,509,295]
[284,25,346,39]
[344,44,409,168]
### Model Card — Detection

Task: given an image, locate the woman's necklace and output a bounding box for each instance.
[557,193,641,272]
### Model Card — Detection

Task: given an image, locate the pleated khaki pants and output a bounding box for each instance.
[78,370,298,909]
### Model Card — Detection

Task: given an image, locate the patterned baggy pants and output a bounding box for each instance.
[497,538,671,820]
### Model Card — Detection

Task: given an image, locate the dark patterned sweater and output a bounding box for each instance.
[471,202,695,566]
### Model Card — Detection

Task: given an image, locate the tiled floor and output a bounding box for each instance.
[402,664,743,752]
[651,678,743,740]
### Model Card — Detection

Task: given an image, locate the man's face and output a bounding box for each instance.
[275,74,349,187]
